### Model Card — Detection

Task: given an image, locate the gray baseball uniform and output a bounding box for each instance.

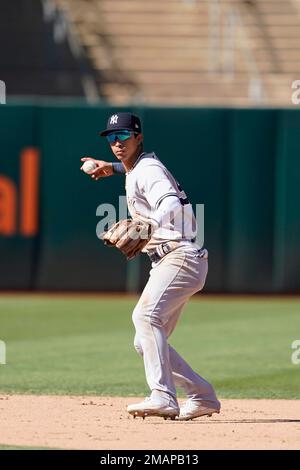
[115,151,219,409]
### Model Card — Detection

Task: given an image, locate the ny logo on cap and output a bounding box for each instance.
[110,114,118,125]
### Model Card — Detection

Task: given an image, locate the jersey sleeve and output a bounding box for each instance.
[150,195,182,228]
[138,163,178,210]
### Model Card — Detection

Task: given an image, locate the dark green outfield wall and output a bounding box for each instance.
[0,103,299,292]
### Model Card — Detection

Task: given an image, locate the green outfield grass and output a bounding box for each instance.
[0,295,299,399]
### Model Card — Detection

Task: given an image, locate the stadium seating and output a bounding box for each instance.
[39,0,300,105]
[0,0,97,97]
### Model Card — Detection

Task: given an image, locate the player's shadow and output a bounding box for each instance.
[183,418,300,424]
[153,418,300,425]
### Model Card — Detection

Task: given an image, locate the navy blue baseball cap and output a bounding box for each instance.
[100,112,142,136]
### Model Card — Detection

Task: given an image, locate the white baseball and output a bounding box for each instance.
[82,160,97,174]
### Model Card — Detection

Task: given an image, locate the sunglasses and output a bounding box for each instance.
[106,130,134,143]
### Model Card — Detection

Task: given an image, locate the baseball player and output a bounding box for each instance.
[81,112,221,420]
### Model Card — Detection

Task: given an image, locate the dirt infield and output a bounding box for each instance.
[0,395,299,450]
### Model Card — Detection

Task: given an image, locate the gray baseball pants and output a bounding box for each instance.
[132,246,218,407]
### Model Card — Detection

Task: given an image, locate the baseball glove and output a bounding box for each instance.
[100,218,153,260]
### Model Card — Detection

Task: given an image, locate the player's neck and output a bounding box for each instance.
[122,148,143,173]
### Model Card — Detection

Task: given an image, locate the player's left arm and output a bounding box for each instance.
[138,164,182,228]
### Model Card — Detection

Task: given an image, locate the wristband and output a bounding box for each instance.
[112,162,126,175]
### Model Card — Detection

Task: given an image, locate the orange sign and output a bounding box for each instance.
[0,148,40,237]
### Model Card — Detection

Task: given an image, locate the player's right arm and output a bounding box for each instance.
[80,158,125,180]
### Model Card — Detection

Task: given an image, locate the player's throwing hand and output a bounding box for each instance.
[80,157,114,180]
